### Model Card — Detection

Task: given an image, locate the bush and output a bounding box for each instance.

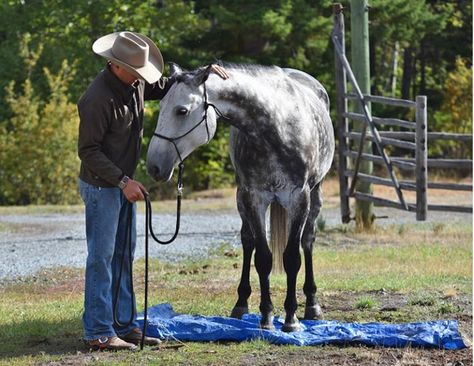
[0,38,80,205]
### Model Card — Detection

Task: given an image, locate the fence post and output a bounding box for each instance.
[415,95,428,220]
[350,0,374,229]
[333,3,350,223]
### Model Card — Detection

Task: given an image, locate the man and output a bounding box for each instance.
[78,31,228,351]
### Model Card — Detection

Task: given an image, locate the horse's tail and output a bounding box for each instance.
[270,202,288,274]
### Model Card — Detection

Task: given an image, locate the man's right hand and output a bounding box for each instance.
[122,179,148,202]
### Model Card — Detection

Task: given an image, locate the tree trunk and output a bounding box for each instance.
[386,42,399,96]
[370,39,378,94]
[401,47,413,100]
[419,39,426,95]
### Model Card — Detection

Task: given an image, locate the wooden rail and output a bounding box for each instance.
[342,112,416,129]
[345,131,417,150]
[345,92,416,108]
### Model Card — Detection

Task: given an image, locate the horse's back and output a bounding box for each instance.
[282,68,330,111]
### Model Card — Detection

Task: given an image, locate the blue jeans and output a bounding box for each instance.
[79,179,139,340]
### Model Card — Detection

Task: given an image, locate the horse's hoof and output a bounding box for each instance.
[259,314,274,330]
[230,306,248,319]
[304,304,323,320]
[282,315,301,332]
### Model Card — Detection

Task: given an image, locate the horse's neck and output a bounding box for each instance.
[207,72,280,136]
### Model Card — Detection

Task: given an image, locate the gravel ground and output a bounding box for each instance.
[0,205,471,280]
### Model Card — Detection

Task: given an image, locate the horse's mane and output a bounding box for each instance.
[219,62,281,76]
[174,62,281,84]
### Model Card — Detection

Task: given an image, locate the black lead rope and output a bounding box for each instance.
[140,162,184,350]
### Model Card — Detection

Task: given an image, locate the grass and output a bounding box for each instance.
[0,193,471,365]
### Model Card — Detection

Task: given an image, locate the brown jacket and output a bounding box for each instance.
[77,66,174,187]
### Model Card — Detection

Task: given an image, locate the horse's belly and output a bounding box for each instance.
[231,144,310,190]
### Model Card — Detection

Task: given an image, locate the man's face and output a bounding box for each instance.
[111,62,139,85]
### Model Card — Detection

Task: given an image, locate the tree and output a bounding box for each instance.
[0,0,471,205]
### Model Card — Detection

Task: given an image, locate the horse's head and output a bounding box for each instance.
[146,64,216,182]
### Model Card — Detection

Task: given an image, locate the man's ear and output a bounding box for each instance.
[169,62,183,77]
[193,64,213,86]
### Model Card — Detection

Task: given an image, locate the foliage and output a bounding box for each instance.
[0,37,80,205]
[0,0,471,204]
[194,0,334,85]
[432,57,473,158]
[182,124,235,191]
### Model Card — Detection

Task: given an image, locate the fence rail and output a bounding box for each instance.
[344,93,416,108]
[342,112,416,129]
[332,3,472,221]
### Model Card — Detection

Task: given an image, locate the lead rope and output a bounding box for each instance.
[140,162,184,350]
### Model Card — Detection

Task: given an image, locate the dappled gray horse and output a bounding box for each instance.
[146,63,334,332]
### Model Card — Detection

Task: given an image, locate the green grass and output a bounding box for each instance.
[0,218,471,365]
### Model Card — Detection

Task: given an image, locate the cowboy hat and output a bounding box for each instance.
[93,31,164,84]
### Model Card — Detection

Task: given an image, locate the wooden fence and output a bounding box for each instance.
[332,4,472,223]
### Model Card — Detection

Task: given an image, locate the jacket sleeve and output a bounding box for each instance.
[77,96,124,186]
[144,76,177,101]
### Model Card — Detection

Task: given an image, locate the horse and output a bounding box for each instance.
[146,63,335,332]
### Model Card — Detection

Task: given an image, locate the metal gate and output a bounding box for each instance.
[332,4,472,223]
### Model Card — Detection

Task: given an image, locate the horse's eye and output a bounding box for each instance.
[176,107,188,116]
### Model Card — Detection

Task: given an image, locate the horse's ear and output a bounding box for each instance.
[169,63,183,77]
[193,65,213,86]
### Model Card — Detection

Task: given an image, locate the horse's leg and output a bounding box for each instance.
[302,183,323,320]
[236,187,274,330]
[230,220,254,319]
[282,187,311,332]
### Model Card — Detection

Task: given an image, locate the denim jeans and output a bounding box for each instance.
[79,179,139,340]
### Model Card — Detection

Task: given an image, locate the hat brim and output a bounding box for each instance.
[93,32,164,84]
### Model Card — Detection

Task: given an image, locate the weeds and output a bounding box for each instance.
[433,223,445,235]
[397,224,406,236]
[355,297,378,310]
[317,216,326,232]
[438,302,463,314]
[408,294,437,307]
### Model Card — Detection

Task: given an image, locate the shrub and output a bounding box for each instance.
[0,37,80,205]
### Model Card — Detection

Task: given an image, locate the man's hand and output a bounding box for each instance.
[210,64,229,80]
[122,179,148,202]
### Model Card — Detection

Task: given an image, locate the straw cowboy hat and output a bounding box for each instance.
[93,31,164,84]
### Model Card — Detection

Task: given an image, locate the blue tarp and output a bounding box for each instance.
[138,303,467,350]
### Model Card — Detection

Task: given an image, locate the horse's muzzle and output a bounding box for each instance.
[146,163,174,182]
